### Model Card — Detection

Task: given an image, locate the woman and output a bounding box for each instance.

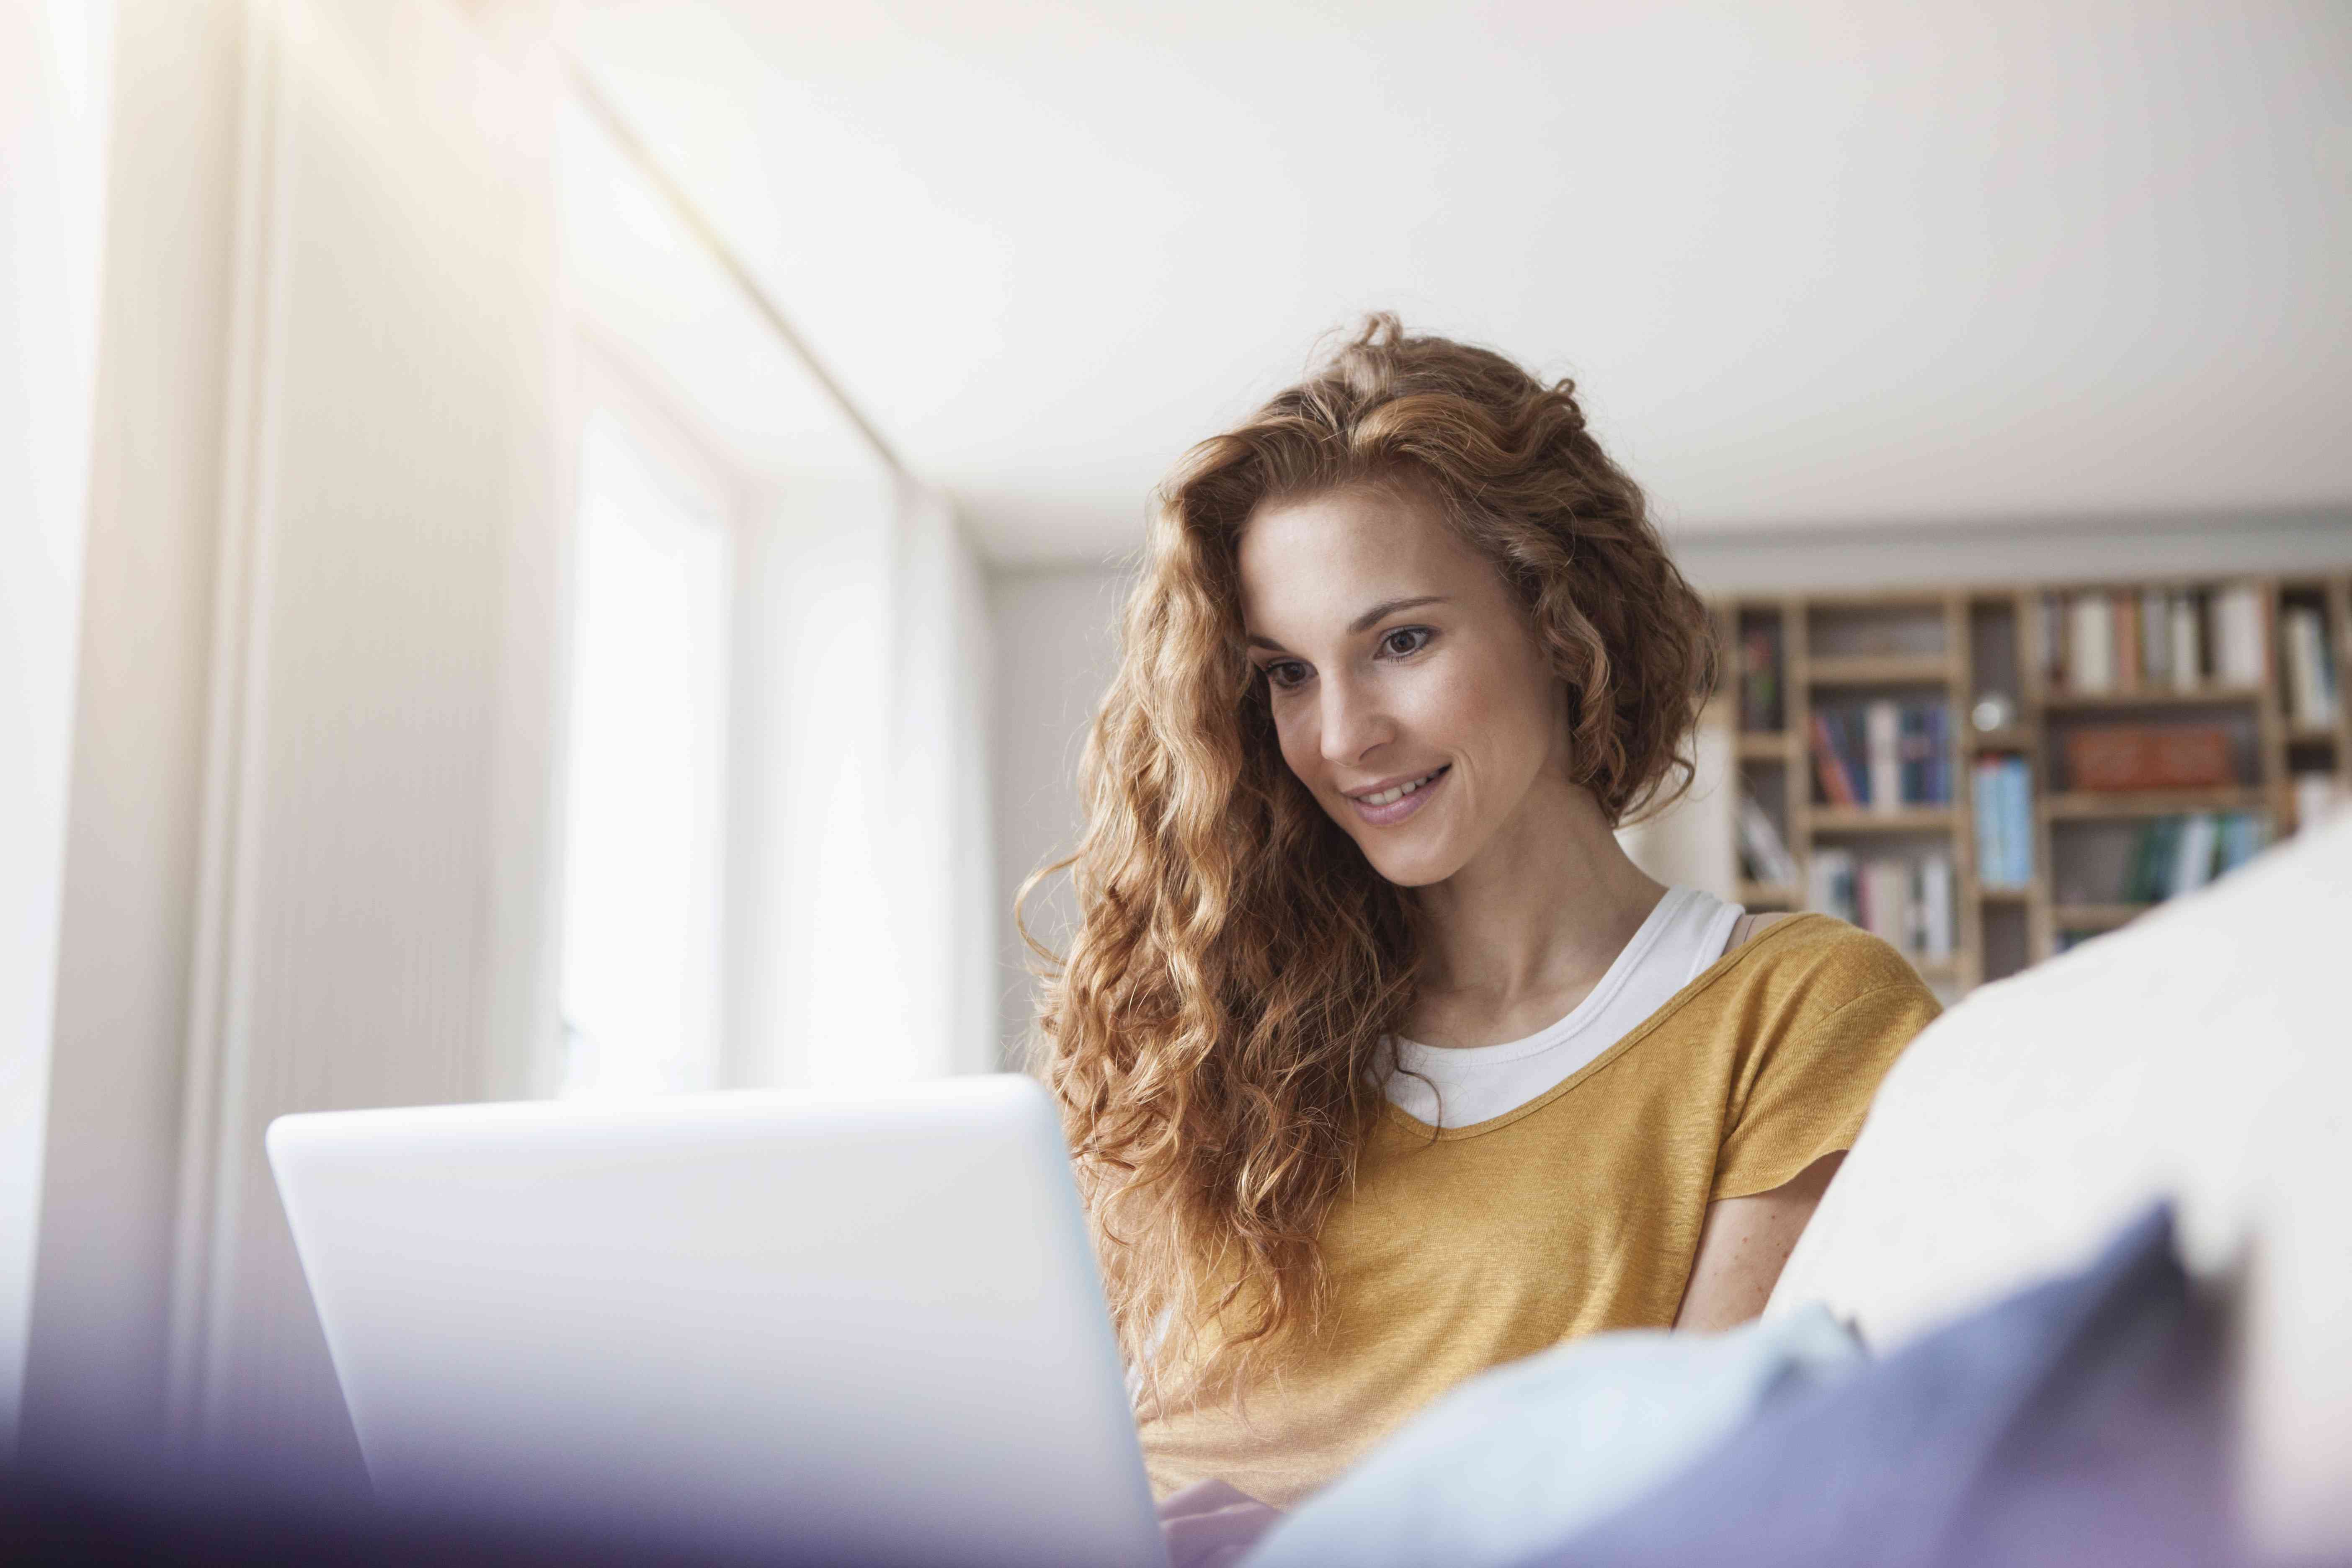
[1028,318,1938,1562]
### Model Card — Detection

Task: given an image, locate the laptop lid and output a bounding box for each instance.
[267,1074,1166,1568]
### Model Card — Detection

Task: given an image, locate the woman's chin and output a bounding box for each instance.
[1357,835,1465,889]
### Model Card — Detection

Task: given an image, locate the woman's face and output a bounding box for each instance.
[1236,484,1569,888]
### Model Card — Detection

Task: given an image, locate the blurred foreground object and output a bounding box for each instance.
[1771,815,2352,1558]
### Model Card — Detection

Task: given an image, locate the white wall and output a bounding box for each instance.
[0,0,117,1462]
[985,512,2352,1058]
[988,567,1133,1065]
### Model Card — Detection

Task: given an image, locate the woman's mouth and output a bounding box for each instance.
[1344,765,1450,826]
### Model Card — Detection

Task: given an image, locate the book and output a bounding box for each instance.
[1859,860,1909,948]
[2214,584,2268,686]
[1808,848,1857,923]
[1919,855,1955,962]
[2140,588,2169,684]
[2122,817,2178,904]
[2062,725,2232,792]
[2001,758,2034,885]
[1929,705,1950,804]
[2167,591,2202,690]
[1973,759,2006,887]
[1740,627,1783,732]
[1866,700,1902,815]
[1736,794,1800,887]
[2216,812,2269,875]
[1810,713,1859,807]
[2115,592,2141,688]
[1973,756,2034,889]
[2069,594,2115,692]
[1901,704,1951,806]
[2171,812,2220,895]
[2284,607,2337,728]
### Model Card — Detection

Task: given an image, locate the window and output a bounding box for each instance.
[555,408,730,1097]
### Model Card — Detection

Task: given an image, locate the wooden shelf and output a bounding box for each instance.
[2042,788,2267,819]
[1713,571,2351,1000]
[1808,806,1960,833]
[2041,685,2266,710]
[2051,903,2157,932]
[1806,654,1957,686]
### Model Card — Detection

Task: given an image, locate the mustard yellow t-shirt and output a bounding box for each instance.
[1138,913,1939,1505]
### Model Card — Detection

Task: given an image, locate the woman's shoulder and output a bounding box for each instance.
[1724,911,1937,1016]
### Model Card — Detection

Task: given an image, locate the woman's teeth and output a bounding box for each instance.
[1360,769,1443,806]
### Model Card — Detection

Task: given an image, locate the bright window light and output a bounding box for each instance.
[557,410,729,1098]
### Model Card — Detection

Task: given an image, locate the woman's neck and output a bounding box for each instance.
[1408,774,1667,1045]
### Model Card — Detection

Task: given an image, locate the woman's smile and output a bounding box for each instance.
[1344,764,1451,826]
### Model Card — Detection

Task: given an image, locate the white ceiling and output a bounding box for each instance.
[567,1,2352,565]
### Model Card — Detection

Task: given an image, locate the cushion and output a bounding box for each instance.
[1765,814,2352,1554]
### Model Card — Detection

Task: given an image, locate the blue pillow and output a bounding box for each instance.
[1244,1305,1861,1568]
[1517,1202,2228,1568]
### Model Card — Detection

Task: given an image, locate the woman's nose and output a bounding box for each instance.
[1319,676,1393,766]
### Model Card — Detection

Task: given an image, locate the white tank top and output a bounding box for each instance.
[1386,887,1745,1130]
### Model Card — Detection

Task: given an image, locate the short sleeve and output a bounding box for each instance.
[1710,977,1940,1201]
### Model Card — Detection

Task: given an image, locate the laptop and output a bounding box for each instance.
[266,1074,1169,1567]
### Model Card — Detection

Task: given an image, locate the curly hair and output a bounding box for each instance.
[1025,315,1716,1406]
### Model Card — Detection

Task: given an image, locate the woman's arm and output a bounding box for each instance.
[1671,1149,1844,1333]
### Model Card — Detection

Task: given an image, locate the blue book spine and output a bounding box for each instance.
[1930,705,1949,803]
[2005,759,2034,885]
[1973,761,2004,885]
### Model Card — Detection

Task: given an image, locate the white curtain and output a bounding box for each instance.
[0,0,117,1462]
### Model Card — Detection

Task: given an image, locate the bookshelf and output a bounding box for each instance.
[1713,573,2352,998]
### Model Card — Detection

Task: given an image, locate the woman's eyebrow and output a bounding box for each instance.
[1347,595,1448,634]
[1247,596,1449,652]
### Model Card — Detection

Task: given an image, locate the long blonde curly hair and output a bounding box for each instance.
[1025,316,1715,1405]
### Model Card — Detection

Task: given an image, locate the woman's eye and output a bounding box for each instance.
[1264,661,1310,691]
[1380,626,1434,658]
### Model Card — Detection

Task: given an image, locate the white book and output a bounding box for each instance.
[2069,594,2115,692]
[1860,860,1908,948]
[1865,700,1902,813]
[2215,585,2266,686]
[2285,608,2333,727]
[2168,592,2201,690]
[2171,812,2220,896]
[1919,855,1955,961]
[1737,794,1800,887]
